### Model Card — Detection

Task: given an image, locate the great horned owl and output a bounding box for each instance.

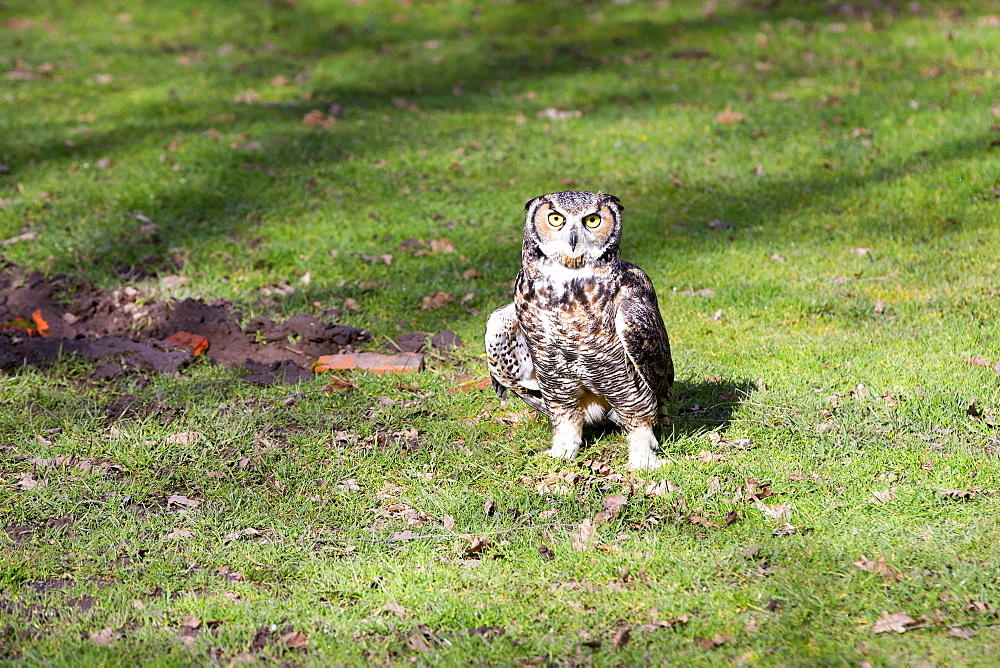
[485,191,674,470]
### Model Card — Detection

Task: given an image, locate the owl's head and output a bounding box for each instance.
[522,191,623,269]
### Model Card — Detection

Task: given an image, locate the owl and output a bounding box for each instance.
[485,191,673,470]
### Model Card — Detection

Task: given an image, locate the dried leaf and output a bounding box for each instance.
[302,110,335,128]
[324,376,359,394]
[16,472,45,490]
[696,633,733,649]
[462,535,489,556]
[938,488,974,500]
[389,529,419,541]
[281,630,307,648]
[947,627,977,640]
[871,489,894,504]
[223,527,262,542]
[754,500,792,521]
[715,109,747,124]
[165,528,193,540]
[594,494,627,524]
[429,238,455,253]
[90,628,118,646]
[442,514,456,531]
[571,518,598,552]
[853,555,902,580]
[964,355,990,367]
[167,494,200,508]
[420,291,455,310]
[871,611,915,634]
[611,627,631,649]
[335,478,361,492]
[166,431,201,445]
[384,600,408,618]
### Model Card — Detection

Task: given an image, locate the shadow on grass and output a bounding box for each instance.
[576,376,756,452]
[4,0,992,291]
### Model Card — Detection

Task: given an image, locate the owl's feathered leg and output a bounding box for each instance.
[626,425,665,470]
[546,412,583,460]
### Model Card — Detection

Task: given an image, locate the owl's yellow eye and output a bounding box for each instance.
[547,212,565,228]
[583,214,602,228]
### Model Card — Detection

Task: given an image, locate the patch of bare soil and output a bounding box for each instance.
[0,263,371,384]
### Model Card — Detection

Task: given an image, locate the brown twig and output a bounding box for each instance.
[313,522,577,544]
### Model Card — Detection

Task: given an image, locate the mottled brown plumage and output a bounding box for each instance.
[485,191,673,469]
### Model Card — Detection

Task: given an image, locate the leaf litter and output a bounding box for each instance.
[0,263,464,384]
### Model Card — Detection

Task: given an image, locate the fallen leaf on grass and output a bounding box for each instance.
[335,478,361,492]
[16,472,46,490]
[571,518,598,552]
[281,629,307,648]
[871,610,916,634]
[323,376,359,394]
[964,355,991,367]
[384,600,408,618]
[611,627,631,649]
[389,530,419,541]
[90,628,120,646]
[166,431,201,445]
[689,514,720,528]
[754,500,792,521]
[644,479,681,497]
[302,110,335,128]
[715,109,747,124]
[429,238,456,253]
[165,528,193,540]
[420,291,455,310]
[447,377,492,394]
[594,494,627,524]
[938,488,975,500]
[852,247,873,256]
[772,523,799,536]
[462,535,489,556]
[637,615,688,632]
[223,528,262,543]
[870,489,895,504]
[167,494,200,509]
[948,626,977,639]
[695,633,733,649]
[853,555,902,580]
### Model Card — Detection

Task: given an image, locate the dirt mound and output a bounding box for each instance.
[0,264,372,384]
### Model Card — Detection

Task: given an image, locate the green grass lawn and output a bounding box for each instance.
[3,0,1000,664]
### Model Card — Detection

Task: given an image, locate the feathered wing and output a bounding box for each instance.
[615,263,674,419]
[485,303,550,416]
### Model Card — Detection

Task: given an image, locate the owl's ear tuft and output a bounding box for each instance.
[524,196,539,212]
[603,194,623,211]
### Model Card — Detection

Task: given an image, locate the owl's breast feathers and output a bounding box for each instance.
[515,259,672,405]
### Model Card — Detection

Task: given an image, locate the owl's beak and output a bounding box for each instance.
[568,228,579,252]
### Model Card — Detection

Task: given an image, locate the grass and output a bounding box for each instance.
[2,0,1000,664]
